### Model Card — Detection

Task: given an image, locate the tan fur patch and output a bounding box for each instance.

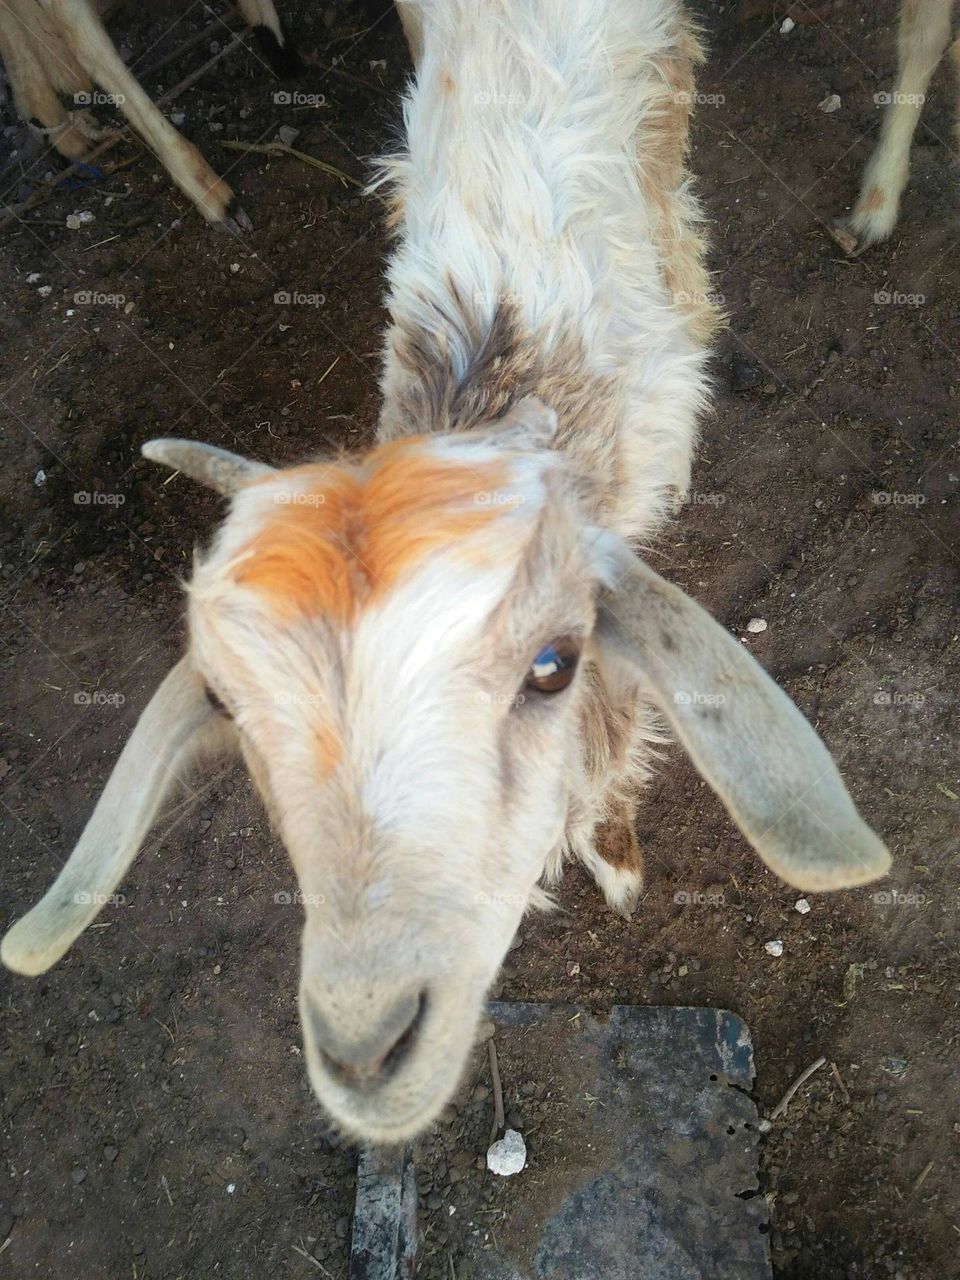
[860,185,887,214]
[638,20,721,345]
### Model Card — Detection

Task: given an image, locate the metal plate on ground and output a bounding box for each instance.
[467,1002,771,1280]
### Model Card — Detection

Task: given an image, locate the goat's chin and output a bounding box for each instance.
[304,989,487,1144]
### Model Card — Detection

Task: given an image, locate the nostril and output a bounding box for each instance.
[379,988,428,1078]
[308,988,429,1086]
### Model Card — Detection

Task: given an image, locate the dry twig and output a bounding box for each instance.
[769,1055,827,1120]
[219,139,361,187]
[829,1060,851,1104]
[291,1243,333,1275]
[488,1039,505,1144]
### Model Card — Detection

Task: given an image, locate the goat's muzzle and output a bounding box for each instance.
[304,986,428,1087]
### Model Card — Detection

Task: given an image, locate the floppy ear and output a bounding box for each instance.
[142,439,274,495]
[1,658,232,976]
[594,539,891,892]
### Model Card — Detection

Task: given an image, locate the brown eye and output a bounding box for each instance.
[524,637,581,694]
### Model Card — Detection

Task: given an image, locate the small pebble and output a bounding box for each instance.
[795,898,811,914]
[277,125,300,146]
[487,1128,526,1176]
[746,617,768,634]
[818,93,841,114]
[780,16,795,34]
[764,939,784,957]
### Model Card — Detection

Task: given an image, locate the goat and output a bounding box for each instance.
[0,0,297,231]
[841,0,956,251]
[1,0,890,1145]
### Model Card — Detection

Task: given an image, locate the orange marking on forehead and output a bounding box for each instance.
[235,438,512,621]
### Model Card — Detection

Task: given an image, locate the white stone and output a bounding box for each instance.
[818,94,841,114]
[486,1128,527,1176]
[764,940,784,957]
[795,898,811,915]
[746,617,768,634]
[780,17,795,34]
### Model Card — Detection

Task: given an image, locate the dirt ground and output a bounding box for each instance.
[0,2,957,1277]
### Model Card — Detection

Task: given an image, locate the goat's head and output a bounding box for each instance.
[1,398,890,1143]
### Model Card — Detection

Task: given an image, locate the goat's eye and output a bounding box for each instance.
[524,638,581,694]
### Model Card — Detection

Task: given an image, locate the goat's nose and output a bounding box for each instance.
[304,989,428,1085]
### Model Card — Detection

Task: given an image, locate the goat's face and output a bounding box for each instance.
[1,401,892,1146]
[188,424,601,1141]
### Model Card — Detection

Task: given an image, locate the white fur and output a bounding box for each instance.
[380,0,712,537]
